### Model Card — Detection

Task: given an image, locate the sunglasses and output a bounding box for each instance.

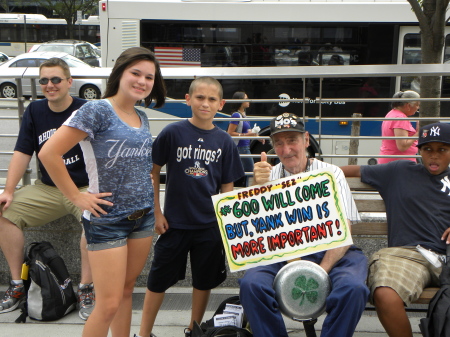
[38,77,68,85]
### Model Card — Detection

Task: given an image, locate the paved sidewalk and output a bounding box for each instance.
[0,287,424,337]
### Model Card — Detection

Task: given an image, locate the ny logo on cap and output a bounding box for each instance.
[430,126,441,137]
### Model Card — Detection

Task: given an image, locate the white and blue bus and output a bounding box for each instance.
[99,0,450,164]
[0,13,100,57]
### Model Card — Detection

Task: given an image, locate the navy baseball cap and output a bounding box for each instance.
[270,113,305,136]
[417,123,450,148]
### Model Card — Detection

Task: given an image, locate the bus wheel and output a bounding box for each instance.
[0,82,17,98]
[80,85,101,100]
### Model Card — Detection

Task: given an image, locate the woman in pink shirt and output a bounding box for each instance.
[379,90,420,164]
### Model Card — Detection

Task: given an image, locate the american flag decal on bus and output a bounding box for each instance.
[154,47,201,67]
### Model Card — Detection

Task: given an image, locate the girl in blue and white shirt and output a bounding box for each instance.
[39,47,166,337]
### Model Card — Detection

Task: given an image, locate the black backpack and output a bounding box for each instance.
[192,295,253,337]
[15,241,77,322]
[419,245,450,337]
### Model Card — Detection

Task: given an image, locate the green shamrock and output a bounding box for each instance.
[291,275,319,306]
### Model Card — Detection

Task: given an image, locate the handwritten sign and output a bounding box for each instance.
[212,168,353,272]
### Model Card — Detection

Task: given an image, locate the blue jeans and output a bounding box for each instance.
[239,246,369,337]
[237,146,253,187]
[82,213,155,251]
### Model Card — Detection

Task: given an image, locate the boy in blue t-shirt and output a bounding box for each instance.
[137,77,244,337]
[342,122,450,337]
[0,58,94,321]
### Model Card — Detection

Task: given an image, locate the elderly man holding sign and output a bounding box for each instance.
[238,113,369,337]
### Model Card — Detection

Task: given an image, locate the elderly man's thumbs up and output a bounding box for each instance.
[260,151,267,163]
[254,152,272,185]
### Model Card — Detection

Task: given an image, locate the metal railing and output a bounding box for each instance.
[2,63,450,186]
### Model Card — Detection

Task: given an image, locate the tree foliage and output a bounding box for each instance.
[407,0,450,124]
[0,0,20,13]
[0,0,8,12]
[34,0,98,39]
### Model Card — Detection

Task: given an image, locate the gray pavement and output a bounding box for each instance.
[0,286,424,337]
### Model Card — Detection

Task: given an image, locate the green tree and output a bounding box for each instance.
[0,0,9,12]
[35,0,98,39]
[0,0,20,13]
[407,0,450,125]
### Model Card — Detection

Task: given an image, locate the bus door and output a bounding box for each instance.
[397,26,450,116]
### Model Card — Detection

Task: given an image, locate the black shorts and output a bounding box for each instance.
[147,226,227,292]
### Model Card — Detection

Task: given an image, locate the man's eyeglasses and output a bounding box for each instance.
[38,77,68,85]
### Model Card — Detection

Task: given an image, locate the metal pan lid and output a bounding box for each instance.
[273,260,331,320]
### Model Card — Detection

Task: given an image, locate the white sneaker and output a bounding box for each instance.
[77,283,95,321]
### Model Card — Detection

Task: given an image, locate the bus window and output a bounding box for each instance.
[400,33,421,92]
[0,24,15,42]
[402,34,421,64]
[441,34,450,115]
[140,21,372,68]
[0,14,99,57]
[443,34,450,64]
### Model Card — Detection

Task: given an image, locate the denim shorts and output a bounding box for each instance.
[82,212,155,251]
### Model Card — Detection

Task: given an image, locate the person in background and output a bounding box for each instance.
[239,113,369,337]
[342,122,450,337]
[227,90,260,187]
[378,90,420,164]
[136,77,244,337]
[0,57,94,321]
[39,47,166,337]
